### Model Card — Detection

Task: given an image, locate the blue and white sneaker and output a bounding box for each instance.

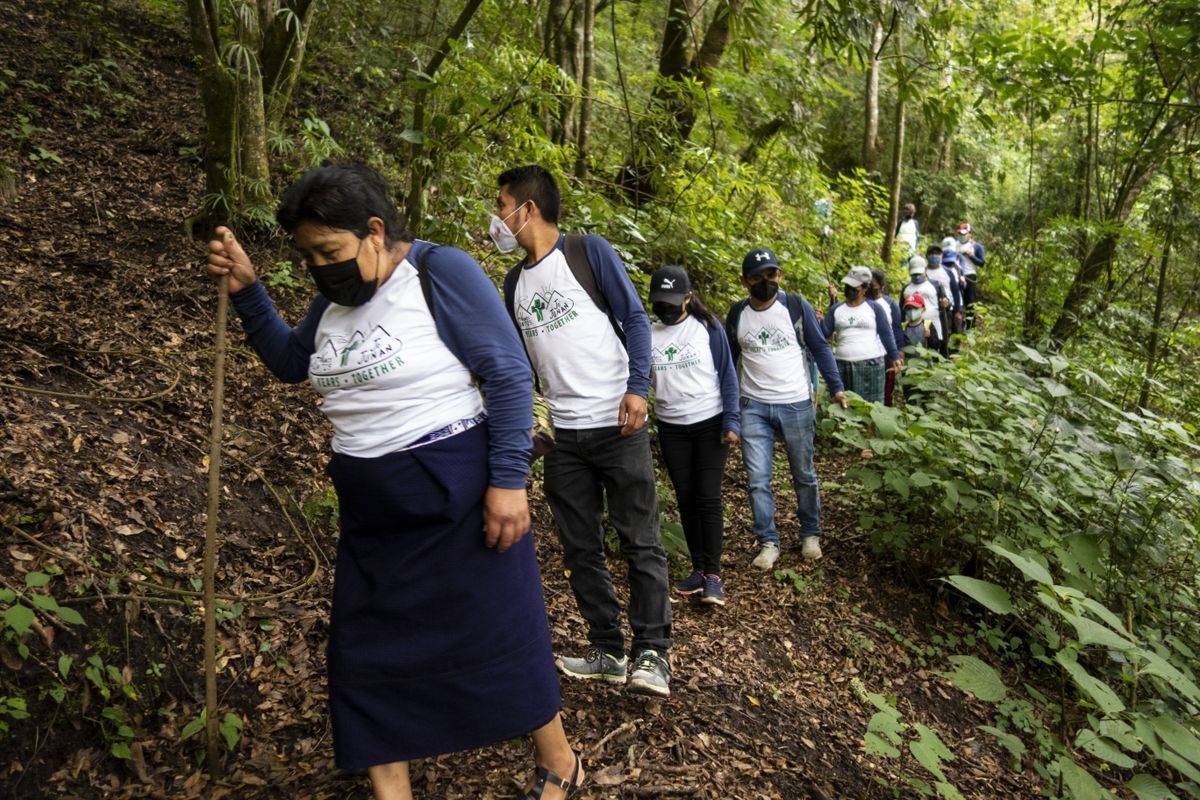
[701,574,725,606]
[628,649,671,698]
[674,570,705,595]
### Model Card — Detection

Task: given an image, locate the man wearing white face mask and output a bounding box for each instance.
[495,165,673,700]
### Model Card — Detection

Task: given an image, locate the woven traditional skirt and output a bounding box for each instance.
[324,423,559,769]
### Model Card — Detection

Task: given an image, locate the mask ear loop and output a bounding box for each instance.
[511,202,534,238]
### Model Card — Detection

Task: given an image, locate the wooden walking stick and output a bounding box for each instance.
[202,271,229,775]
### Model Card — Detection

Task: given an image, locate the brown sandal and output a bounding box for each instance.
[520,753,582,799]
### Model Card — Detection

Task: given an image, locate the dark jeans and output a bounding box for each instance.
[544,426,671,657]
[963,275,978,329]
[657,414,729,575]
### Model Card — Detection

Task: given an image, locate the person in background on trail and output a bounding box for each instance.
[647,265,739,608]
[955,222,984,329]
[924,243,959,356]
[869,267,905,407]
[898,294,934,407]
[896,202,919,260]
[205,164,580,800]
[494,165,673,699]
[820,265,902,406]
[939,244,966,343]
[901,256,943,353]
[725,247,847,571]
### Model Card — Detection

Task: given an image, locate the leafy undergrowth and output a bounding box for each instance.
[0,0,1045,797]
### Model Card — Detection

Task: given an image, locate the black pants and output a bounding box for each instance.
[657,414,729,574]
[963,275,978,329]
[544,426,672,657]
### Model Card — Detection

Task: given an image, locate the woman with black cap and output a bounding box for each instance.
[647,266,739,607]
[206,163,579,800]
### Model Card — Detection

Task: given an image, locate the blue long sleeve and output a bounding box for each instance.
[229,280,327,383]
[820,300,841,341]
[947,269,963,310]
[884,296,904,350]
[416,242,534,490]
[797,295,844,395]
[966,242,985,267]
[706,320,741,435]
[583,234,652,398]
[870,300,900,363]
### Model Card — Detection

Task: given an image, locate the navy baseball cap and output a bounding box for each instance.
[649,265,691,304]
[742,248,780,276]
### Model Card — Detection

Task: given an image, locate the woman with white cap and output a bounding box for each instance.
[646,266,740,607]
[820,265,901,405]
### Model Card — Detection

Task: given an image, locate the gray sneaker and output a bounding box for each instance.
[556,647,628,684]
[627,649,671,698]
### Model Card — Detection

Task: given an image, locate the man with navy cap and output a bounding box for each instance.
[725,248,847,569]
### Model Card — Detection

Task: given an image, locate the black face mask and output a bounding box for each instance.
[653,302,685,325]
[844,285,861,301]
[308,241,378,307]
[749,280,779,302]
[868,287,882,300]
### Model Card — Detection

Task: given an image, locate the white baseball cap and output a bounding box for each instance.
[908,256,928,274]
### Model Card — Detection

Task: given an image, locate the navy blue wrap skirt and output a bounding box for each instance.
[324,423,560,769]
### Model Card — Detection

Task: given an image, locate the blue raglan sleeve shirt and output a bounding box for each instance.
[947,268,963,310]
[966,242,985,268]
[705,320,741,435]
[416,242,534,490]
[229,280,328,383]
[583,234,652,398]
[820,300,842,341]
[870,300,901,363]
[798,296,844,395]
[885,296,905,350]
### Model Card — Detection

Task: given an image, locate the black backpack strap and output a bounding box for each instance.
[562,233,624,344]
[415,242,437,319]
[784,292,807,349]
[502,262,523,326]
[725,299,749,364]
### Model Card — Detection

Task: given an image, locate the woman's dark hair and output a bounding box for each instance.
[498,165,561,224]
[870,267,888,289]
[276,163,413,245]
[685,291,722,329]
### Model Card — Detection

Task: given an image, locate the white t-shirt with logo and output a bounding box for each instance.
[308,258,483,457]
[651,316,722,425]
[830,302,886,362]
[513,249,629,428]
[733,299,810,404]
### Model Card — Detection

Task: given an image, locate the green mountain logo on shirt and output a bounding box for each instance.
[652,342,700,371]
[518,286,578,337]
[310,324,406,389]
[743,326,793,353]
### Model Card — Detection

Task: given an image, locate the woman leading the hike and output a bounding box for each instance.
[204,164,580,800]
[646,266,740,607]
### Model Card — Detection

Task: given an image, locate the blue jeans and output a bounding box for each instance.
[740,398,822,544]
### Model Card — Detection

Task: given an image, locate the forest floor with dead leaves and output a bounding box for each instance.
[0,0,1044,797]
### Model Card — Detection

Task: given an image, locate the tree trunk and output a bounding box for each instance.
[862,17,883,174]
[1137,220,1175,409]
[262,0,318,134]
[574,0,595,179]
[880,31,905,265]
[186,0,238,227]
[404,0,487,232]
[236,3,272,211]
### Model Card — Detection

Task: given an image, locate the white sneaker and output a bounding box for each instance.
[801,536,823,561]
[751,543,780,570]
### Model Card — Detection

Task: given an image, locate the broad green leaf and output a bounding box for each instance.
[910,471,934,487]
[1150,716,1200,767]
[944,576,1013,615]
[940,656,1007,702]
[1065,535,1103,576]
[865,729,901,758]
[1014,344,1049,364]
[1074,595,1125,634]
[1066,614,1136,651]
[1158,748,1200,785]
[24,572,50,588]
[111,741,131,759]
[58,655,73,679]
[910,724,955,781]
[979,725,1026,766]
[0,588,14,603]
[180,713,206,740]
[1075,729,1135,768]
[847,466,882,491]
[986,542,1053,584]
[1095,718,1143,753]
[1125,774,1178,800]
[870,405,902,439]
[28,594,60,611]
[1056,755,1107,800]
[53,605,84,626]
[4,604,34,635]
[1055,650,1125,714]
[1137,652,1200,705]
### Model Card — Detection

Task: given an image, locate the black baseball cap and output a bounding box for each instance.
[649,265,691,304]
[742,247,780,276]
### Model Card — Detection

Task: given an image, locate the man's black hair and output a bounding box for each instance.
[277,163,412,244]
[498,165,561,224]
